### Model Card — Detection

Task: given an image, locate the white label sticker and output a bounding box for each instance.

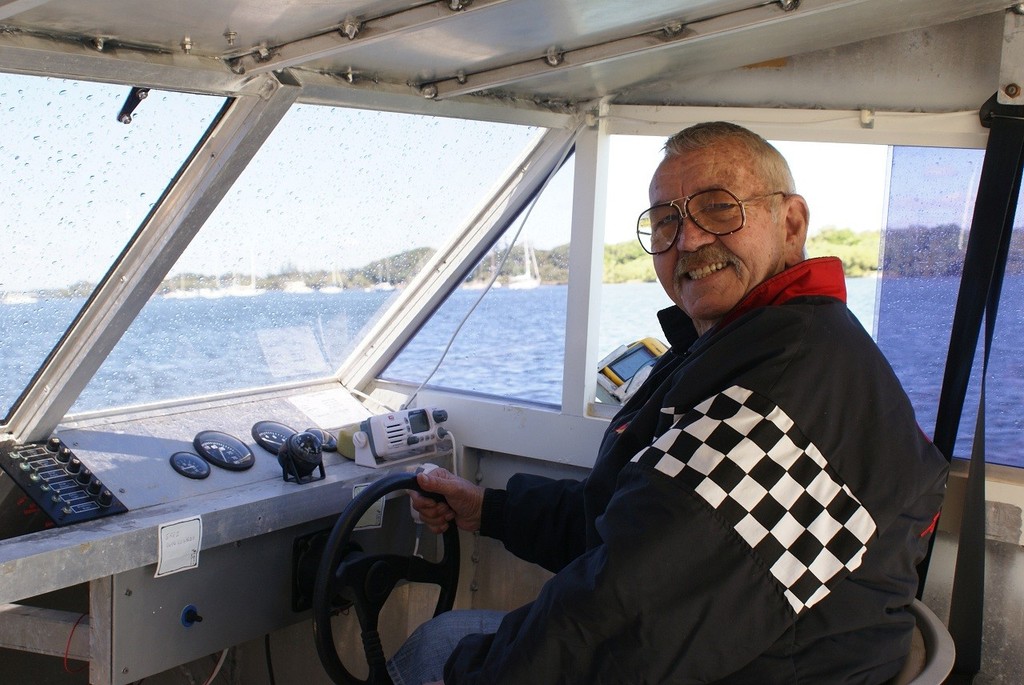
[155,516,202,577]
[352,483,386,530]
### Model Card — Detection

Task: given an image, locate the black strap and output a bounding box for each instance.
[929,95,1024,469]
[921,93,1022,682]
[945,310,995,683]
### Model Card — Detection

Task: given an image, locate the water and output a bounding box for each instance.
[876,276,1024,467]
[1,276,1020,467]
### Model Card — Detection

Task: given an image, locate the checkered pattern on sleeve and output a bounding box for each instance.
[631,385,876,614]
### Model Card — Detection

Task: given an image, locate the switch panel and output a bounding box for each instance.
[0,437,128,527]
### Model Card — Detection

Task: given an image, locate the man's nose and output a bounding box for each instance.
[677,216,716,252]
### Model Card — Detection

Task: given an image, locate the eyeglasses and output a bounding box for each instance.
[636,189,786,255]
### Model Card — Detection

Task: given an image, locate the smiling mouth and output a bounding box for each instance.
[687,262,729,280]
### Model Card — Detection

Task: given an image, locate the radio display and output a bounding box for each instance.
[408,409,430,434]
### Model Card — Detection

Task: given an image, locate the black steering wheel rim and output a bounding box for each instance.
[313,472,460,685]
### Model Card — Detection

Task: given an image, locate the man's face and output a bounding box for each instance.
[649,142,807,335]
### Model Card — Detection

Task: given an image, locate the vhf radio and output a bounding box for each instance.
[351,408,450,468]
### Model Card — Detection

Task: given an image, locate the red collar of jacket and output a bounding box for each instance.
[718,256,847,329]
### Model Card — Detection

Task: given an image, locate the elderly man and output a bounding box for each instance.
[391,121,948,684]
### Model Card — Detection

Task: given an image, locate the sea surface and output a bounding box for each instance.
[1,276,1021,467]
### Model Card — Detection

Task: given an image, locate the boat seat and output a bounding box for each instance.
[889,599,955,685]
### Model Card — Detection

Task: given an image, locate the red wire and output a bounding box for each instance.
[63,612,89,674]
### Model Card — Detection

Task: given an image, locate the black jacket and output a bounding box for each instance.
[445,258,948,684]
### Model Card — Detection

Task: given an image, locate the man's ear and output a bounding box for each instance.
[782,194,810,267]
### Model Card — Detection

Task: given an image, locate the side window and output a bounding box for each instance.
[600,136,675,367]
[0,74,223,420]
[598,135,888,406]
[875,146,1024,469]
[773,140,888,334]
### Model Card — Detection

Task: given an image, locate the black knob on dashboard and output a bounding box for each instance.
[76,468,92,486]
[87,479,103,496]
[46,437,61,452]
[98,490,113,507]
[66,458,83,474]
[56,447,72,464]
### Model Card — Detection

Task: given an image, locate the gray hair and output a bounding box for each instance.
[663,121,796,194]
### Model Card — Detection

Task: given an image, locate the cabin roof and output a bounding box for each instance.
[0,0,1013,118]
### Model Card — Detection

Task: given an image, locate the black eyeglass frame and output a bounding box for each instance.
[636,188,787,255]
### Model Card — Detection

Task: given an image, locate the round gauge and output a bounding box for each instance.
[251,421,297,455]
[304,427,338,452]
[193,431,255,471]
[170,451,212,480]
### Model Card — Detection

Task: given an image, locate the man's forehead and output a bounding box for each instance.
[650,145,752,198]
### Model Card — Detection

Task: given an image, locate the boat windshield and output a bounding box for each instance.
[68,102,539,412]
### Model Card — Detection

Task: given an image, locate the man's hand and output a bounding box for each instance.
[411,467,484,534]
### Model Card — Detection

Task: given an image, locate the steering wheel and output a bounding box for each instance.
[313,472,460,685]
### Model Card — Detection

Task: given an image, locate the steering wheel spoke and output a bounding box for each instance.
[404,553,450,586]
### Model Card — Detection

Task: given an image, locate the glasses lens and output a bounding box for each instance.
[688,189,744,235]
[637,205,680,254]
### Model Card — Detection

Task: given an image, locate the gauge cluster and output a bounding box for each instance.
[161,421,341,486]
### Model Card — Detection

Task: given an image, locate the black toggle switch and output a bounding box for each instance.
[181,604,204,627]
